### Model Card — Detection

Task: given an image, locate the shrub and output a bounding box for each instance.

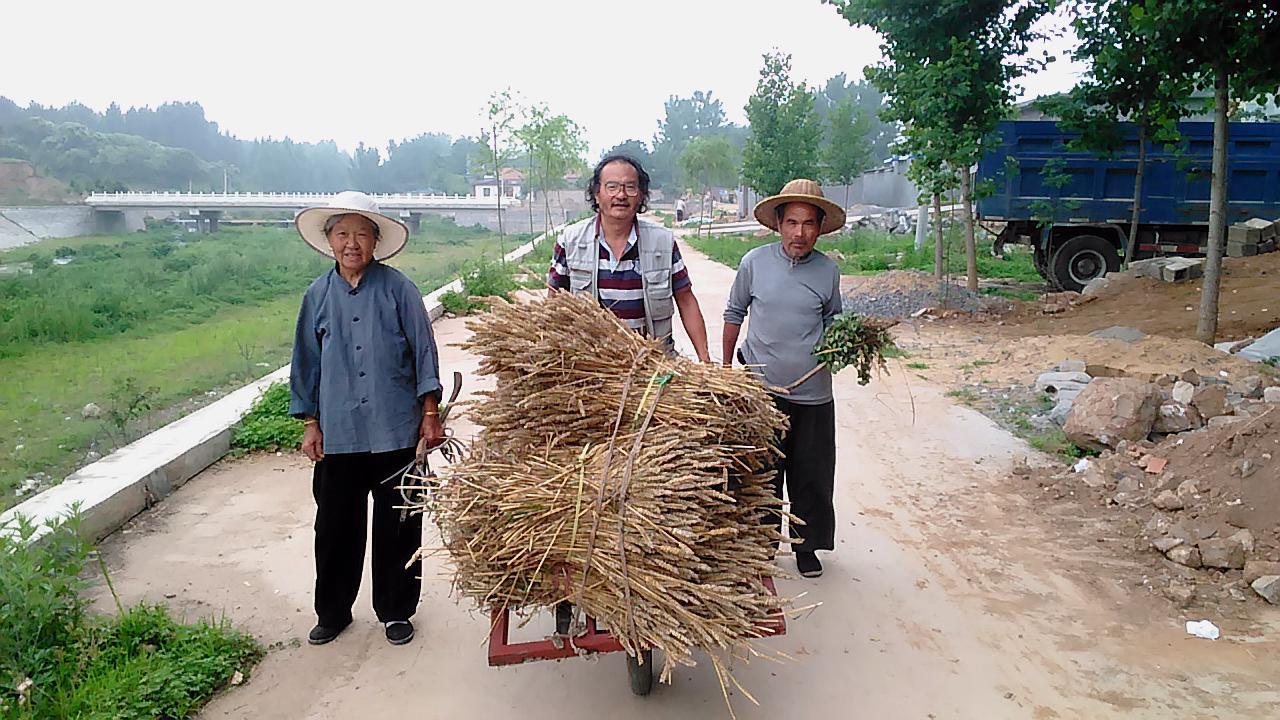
[232,382,302,451]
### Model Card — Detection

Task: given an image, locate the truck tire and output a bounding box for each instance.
[1049,234,1120,293]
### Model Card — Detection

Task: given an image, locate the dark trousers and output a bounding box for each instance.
[312,447,421,627]
[770,398,837,552]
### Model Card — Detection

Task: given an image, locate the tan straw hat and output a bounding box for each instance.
[295,191,409,261]
[753,179,846,236]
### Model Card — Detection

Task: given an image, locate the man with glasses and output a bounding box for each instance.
[548,154,710,361]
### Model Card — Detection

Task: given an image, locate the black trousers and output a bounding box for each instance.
[771,398,837,552]
[312,447,421,627]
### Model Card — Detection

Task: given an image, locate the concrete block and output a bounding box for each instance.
[1229,223,1264,244]
[1227,240,1259,258]
[1159,258,1204,282]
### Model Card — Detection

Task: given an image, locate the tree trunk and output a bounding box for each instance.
[1195,65,1230,346]
[543,153,553,234]
[960,168,978,292]
[492,125,506,259]
[1125,124,1147,267]
[933,193,944,283]
[527,150,534,235]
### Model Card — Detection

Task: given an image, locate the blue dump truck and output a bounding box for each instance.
[976,120,1280,291]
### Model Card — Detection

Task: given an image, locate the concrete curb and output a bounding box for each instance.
[1,222,568,543]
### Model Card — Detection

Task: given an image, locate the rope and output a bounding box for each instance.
[612,377,668,652]
[570,347,651,630]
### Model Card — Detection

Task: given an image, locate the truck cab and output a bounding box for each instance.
[976,120,1280,291]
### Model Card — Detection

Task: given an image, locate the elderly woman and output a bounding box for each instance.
[289,191,444,647]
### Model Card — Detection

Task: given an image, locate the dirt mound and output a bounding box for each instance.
[0,160,74,204]
[840,270,1009,319]
[1001,252,1280,342]
[1027,407,1280,605]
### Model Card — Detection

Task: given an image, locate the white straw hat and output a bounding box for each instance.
[295,191,409,261]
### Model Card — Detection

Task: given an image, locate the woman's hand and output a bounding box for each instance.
[420,412,445,450]
[302,422,324,462]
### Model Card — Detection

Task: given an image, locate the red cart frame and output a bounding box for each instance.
[487,576,787,667]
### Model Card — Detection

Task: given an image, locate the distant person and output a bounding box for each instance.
[289,191,445,647]
[676,196,687,222]
[547,154,711,362]
[722,179,844,579]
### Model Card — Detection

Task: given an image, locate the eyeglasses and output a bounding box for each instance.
[602,181,641,197]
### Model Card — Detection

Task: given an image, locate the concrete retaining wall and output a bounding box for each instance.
[0,206,157,249]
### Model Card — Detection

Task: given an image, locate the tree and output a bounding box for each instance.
[1121,0,1280,344]
[518,104,588,233]
[677,135,739,236]
[741,51,822,197]
[477,89,524,255]
[348,142,383,192]
[814,73,896,165]
[826,0,1052,291]
[1041,0,1191,268]
[821,96,874,211]
[650,91,743,189]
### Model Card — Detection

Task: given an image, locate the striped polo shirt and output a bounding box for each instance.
[547,218,692,332]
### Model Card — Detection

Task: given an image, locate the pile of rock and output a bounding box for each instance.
[1032,358,1277,439]
[1033,363,1280,605]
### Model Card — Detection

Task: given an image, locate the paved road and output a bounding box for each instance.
[91,238,1280,719]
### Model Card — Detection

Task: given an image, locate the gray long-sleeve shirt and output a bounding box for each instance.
[724,243,842,405]
[289,262,442,454]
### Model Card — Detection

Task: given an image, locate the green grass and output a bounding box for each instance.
[0,217,514,509]
[686,227,1041,282]
[905,362,930,370]
[945,386,1089,462]
[1,515,262,719]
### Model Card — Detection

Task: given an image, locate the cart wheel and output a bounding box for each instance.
[626,649,653,696]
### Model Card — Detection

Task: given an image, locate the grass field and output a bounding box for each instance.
[686,227,1042,283]
[0,217,530,509]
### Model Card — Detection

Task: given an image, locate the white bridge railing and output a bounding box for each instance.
[85,191,519,210]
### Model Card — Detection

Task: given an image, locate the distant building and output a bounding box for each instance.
[472,168,524,199]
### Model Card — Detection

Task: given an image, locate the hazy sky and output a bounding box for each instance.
[8,0,1083,156]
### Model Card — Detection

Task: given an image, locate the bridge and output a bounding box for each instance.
[84,191,520,232]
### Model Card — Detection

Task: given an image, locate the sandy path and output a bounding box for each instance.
[89,239,1279,719]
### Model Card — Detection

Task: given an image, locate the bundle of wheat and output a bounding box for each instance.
[419,291,794,707]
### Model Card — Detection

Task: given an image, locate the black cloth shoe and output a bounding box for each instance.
[308,621,349,646]
[796,551,823,578]
[385,620,415,645]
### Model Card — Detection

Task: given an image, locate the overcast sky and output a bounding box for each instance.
[8,0,1083,157]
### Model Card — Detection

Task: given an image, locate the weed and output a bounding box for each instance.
[906,362,929,370]
[0,514,261,718]
[231,383,301,451]
[945,388,980,404]
[104,377,158,443]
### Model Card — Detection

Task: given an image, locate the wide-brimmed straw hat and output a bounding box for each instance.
[753,179,846,236]
[295,191,409,261]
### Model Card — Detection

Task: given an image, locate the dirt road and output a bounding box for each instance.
[90,240,1279,719]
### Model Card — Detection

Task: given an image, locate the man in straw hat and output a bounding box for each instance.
[290,191,445,646]
[722,179,845,579]
[548,153,711,361]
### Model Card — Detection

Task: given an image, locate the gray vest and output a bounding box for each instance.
[562,216,676,353]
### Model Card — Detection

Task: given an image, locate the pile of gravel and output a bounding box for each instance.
[841,270,991,319]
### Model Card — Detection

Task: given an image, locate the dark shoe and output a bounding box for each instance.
[385,620,415,645]
[796,551,823,578]
[555,601,573,635]
[307,621,349,646]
